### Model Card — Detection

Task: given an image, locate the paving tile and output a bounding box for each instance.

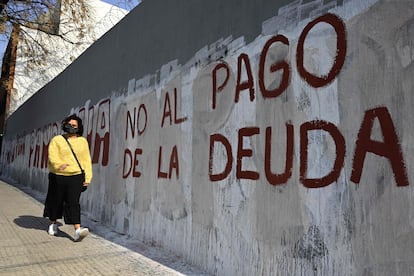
[0,180,188,276]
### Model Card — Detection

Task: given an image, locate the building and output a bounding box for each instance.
[4,0,129,117]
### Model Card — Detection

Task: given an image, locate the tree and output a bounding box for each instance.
[0,0,92,147]
[0,0,138,151]
[0,0,88,34]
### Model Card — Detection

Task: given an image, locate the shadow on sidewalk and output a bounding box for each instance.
[14,215,72,240]
[4,178,210,275]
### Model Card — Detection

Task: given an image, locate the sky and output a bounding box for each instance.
[101,0,140,11]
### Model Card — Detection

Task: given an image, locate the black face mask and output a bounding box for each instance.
[63,124,78,134]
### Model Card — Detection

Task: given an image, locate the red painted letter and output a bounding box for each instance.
[161,92,172,127]
[265,124,294,185]
[212,62,230,110]
[92,99,110,166]
[235,53,255,103]
[173,88,187,124]
[297,13,346,87]
[158,146,168,178]
[300,120,345,188]
[133,148,142,178]
[169,145,179,179]
[237,127,260,180]
[351,107,409,186]
[259,35,290,98]
[209,134,233,181]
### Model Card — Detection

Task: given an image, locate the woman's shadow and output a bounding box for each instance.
[14,215,73,240]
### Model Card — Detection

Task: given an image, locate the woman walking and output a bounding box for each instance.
[43,114,93,242]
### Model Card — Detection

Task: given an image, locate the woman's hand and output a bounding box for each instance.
[59,164,69,171]
[83,182,89,187]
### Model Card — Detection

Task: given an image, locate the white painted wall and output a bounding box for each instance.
[2,0,414,275]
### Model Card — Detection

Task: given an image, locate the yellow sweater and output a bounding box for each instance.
[48,135,93,183]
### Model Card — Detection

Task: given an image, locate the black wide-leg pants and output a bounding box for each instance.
[43,173,84,224]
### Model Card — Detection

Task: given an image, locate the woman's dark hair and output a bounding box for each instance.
[62,114,84,136]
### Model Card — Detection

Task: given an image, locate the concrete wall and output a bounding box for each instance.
[2,0,414,274]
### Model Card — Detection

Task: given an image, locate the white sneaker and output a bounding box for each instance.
[74,227,89,242]
[48,224,58,236]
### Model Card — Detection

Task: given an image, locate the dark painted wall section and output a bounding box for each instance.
[6,0,292,136]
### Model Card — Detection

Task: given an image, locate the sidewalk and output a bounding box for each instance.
[0,179,208,276]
